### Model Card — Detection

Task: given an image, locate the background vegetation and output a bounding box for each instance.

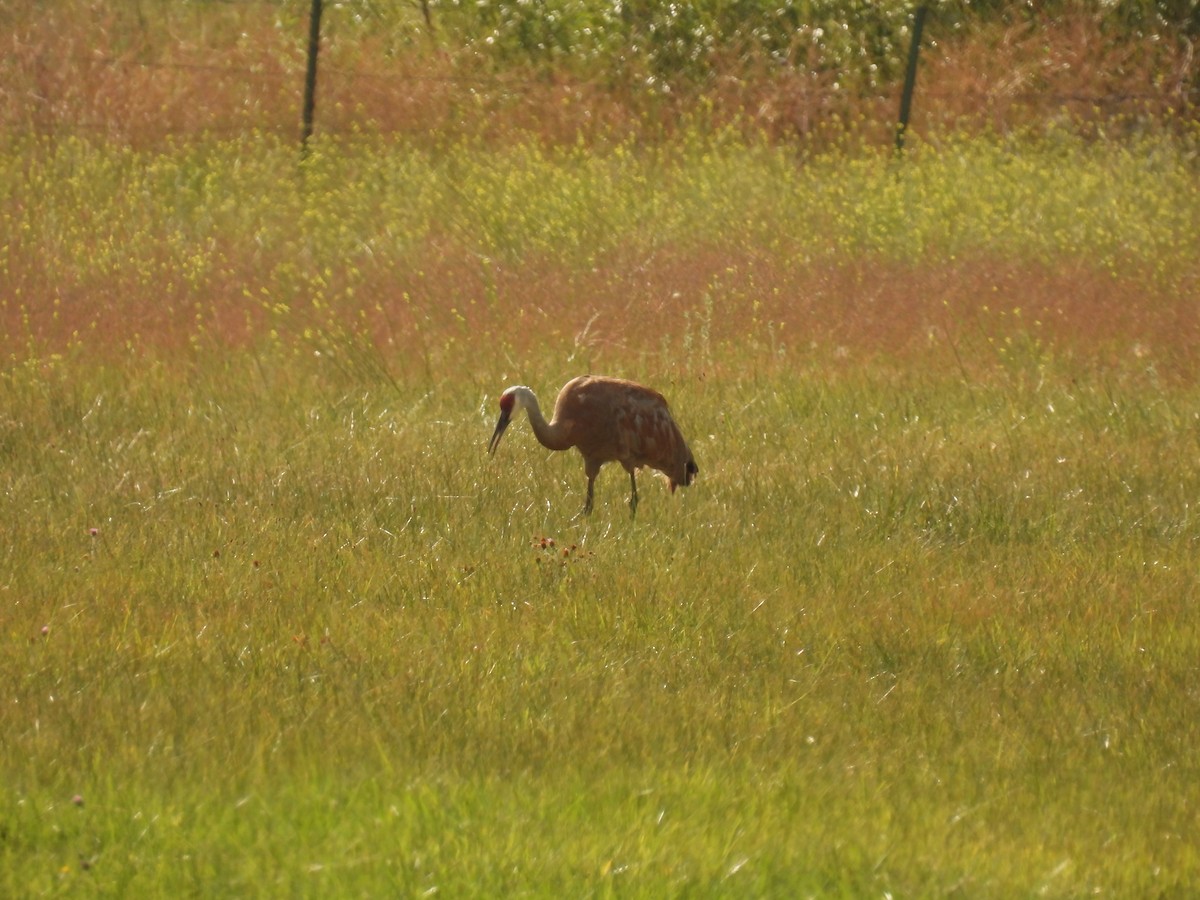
[2,0,1199,895]
[2,0,1197,144]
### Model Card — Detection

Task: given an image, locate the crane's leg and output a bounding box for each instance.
[577,461,600,518]
[582,475,595,516]
[628,470,638,517]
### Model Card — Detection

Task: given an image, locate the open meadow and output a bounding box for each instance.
[3,2,1200,896]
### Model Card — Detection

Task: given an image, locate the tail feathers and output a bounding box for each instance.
[669,454,698,492]
[684,458,699,486]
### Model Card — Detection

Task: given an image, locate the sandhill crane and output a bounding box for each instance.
[487,375,698,516]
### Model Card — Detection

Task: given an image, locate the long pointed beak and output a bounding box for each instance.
[487,412,511,456]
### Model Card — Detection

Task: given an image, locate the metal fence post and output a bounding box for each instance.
[895,4,928,154]
[301,0,324,155]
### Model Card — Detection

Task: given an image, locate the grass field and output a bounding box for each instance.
[4,3,1200,896]
[4,125,1199,896]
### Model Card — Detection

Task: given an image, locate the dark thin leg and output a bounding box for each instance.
[580,474,595,517]
[628,470,638,517]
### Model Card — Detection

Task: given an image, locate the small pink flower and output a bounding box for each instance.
[72,794,84,807]
[88,528,99,537]
[40,625,49,637]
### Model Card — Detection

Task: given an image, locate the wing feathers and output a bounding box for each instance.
[552,375,697,488]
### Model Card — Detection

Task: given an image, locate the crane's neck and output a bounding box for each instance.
[514,387,573,452]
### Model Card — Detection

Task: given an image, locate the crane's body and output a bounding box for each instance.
[487,375,698,516]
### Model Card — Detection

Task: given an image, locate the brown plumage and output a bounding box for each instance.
[487,375,698,516]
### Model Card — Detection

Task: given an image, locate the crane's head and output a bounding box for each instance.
[487,386,528,456]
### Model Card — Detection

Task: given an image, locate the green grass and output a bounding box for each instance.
[5,351,1200,895]
[3,124,1200,895]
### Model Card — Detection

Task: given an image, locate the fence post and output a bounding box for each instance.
[895,4,928,154]
[301,0,324,155]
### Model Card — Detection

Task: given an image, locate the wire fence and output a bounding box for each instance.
[2,1,1195,146]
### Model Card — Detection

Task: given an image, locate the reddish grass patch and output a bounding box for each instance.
[459,247,1195,368]
[11,240,1190,384]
